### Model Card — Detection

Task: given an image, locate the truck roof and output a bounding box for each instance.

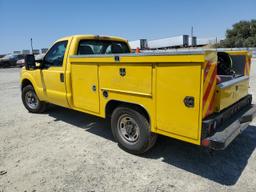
[57,34,128,43]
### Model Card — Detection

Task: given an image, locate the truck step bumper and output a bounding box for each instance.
[202,104,256,150]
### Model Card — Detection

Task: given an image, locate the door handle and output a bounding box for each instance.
[60,73,64,82]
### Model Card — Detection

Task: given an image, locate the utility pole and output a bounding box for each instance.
[30,38,34,54]
[191,26,193,39]
[215,37,218,49]
[191,26,194,47]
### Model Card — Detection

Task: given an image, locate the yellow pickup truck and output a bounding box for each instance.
[20,35,256,154]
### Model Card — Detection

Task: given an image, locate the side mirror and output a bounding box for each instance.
[24,54,36,70]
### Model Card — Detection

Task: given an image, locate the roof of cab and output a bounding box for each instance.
[57,34,128,43]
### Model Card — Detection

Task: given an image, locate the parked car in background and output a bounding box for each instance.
[0,54,24,68]
[16,58,25,67]
[16,53,45,67]
[0,54,6,59]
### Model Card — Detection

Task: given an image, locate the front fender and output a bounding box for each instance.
[20,69,42,99]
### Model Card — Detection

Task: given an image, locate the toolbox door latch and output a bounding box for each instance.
[184,96,195,108]
[119,68,126,76]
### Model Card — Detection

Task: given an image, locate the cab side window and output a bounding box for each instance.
[44,41,68,67]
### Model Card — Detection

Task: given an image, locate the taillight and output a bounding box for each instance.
[202,138,210,147]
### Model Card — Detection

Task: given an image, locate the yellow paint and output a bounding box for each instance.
[215,78,249,111]
[156,63,202,141]
[71,64,100,113]
[202,52,217,118]
[203,63,215,95]
[226,50,252,76]
[69,55,205,63]
[226,50,249,56]
[20,35,252,147]
[203,78,217,116]
[212,50,251,112]
[99,64,152,95]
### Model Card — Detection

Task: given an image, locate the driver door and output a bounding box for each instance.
[40,40,69,107]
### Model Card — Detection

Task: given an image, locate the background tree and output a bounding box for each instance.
[217,19,256,48]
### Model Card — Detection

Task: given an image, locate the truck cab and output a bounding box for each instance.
[21,35,130,107]
[20,35,256,154]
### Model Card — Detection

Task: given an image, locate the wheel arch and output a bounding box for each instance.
[21,71,38,91]
[21,78,33,90]
[105,100,150,123]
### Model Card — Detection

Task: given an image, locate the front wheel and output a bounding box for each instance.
[111,107,157,154]
[22,85,47,113]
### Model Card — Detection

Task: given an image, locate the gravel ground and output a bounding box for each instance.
[0,61,256,192]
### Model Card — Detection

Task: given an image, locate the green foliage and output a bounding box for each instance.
[217,20,256,48]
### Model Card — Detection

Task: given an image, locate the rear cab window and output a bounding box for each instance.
[77,40,130,55]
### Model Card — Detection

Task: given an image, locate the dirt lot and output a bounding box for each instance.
[0,61,256,192]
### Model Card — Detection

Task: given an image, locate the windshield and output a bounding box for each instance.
[77,40,130,55]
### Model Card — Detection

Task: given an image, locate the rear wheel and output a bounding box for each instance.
[22,85,47,113]
[111,107,157,154]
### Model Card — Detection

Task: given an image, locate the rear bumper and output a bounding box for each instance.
[202,96,256,150]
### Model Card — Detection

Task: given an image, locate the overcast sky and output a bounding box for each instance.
[0,0,256,54]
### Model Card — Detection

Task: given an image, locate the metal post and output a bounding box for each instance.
[30,38,34,54]
[191,26,194,47]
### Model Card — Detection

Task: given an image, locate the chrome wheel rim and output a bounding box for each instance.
[117,114,140,143]
[25,90,39,110]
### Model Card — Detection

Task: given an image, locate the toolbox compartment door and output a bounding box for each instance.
[99,64,152,95]
[156,63,202,140]
[71,63,100,113]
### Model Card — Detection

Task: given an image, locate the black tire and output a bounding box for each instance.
[22,85,47,113]
[111,107,157,154]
